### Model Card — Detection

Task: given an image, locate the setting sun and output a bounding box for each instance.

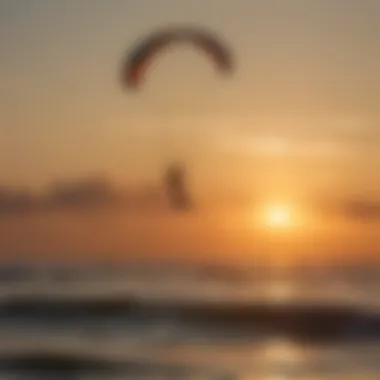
[264,204,294,229]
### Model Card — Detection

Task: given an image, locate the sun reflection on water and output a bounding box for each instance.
[262,338,303,363]
[266,281,294,303]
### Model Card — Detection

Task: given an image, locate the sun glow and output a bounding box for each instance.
[264,204,294,228]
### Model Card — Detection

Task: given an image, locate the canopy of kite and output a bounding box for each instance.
[121,27,234,89]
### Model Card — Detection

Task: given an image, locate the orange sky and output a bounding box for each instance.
[0,0,380,262]
[0,206,379,264]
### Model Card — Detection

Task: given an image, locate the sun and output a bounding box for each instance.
[246,199,309,232]
[264,204,293,229]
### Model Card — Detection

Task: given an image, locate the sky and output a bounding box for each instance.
[0,0,380,262]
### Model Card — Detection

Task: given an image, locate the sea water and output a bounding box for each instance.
[0,262,378,379]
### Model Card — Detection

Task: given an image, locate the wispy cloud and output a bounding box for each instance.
[220,134,351,159]
[0,176,166,215]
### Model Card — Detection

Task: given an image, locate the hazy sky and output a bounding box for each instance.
[1,0,380,199]
[1,0,380,261]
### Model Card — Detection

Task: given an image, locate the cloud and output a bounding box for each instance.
[47,177,123,209]
[319,197,380,220]
[0,176,166,215]
[0,187,35,213]
[220,135,350,159]
[340,199,380,220]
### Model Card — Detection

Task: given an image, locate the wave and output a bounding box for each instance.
[0,261,378,285]
[1,295,380,344]
[0,351,215,380]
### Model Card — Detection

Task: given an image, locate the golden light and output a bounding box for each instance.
[266,280,294,302]
[261,337,303,363]
[263,204,293,229]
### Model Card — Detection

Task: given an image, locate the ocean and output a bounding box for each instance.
[0,262,379,379]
